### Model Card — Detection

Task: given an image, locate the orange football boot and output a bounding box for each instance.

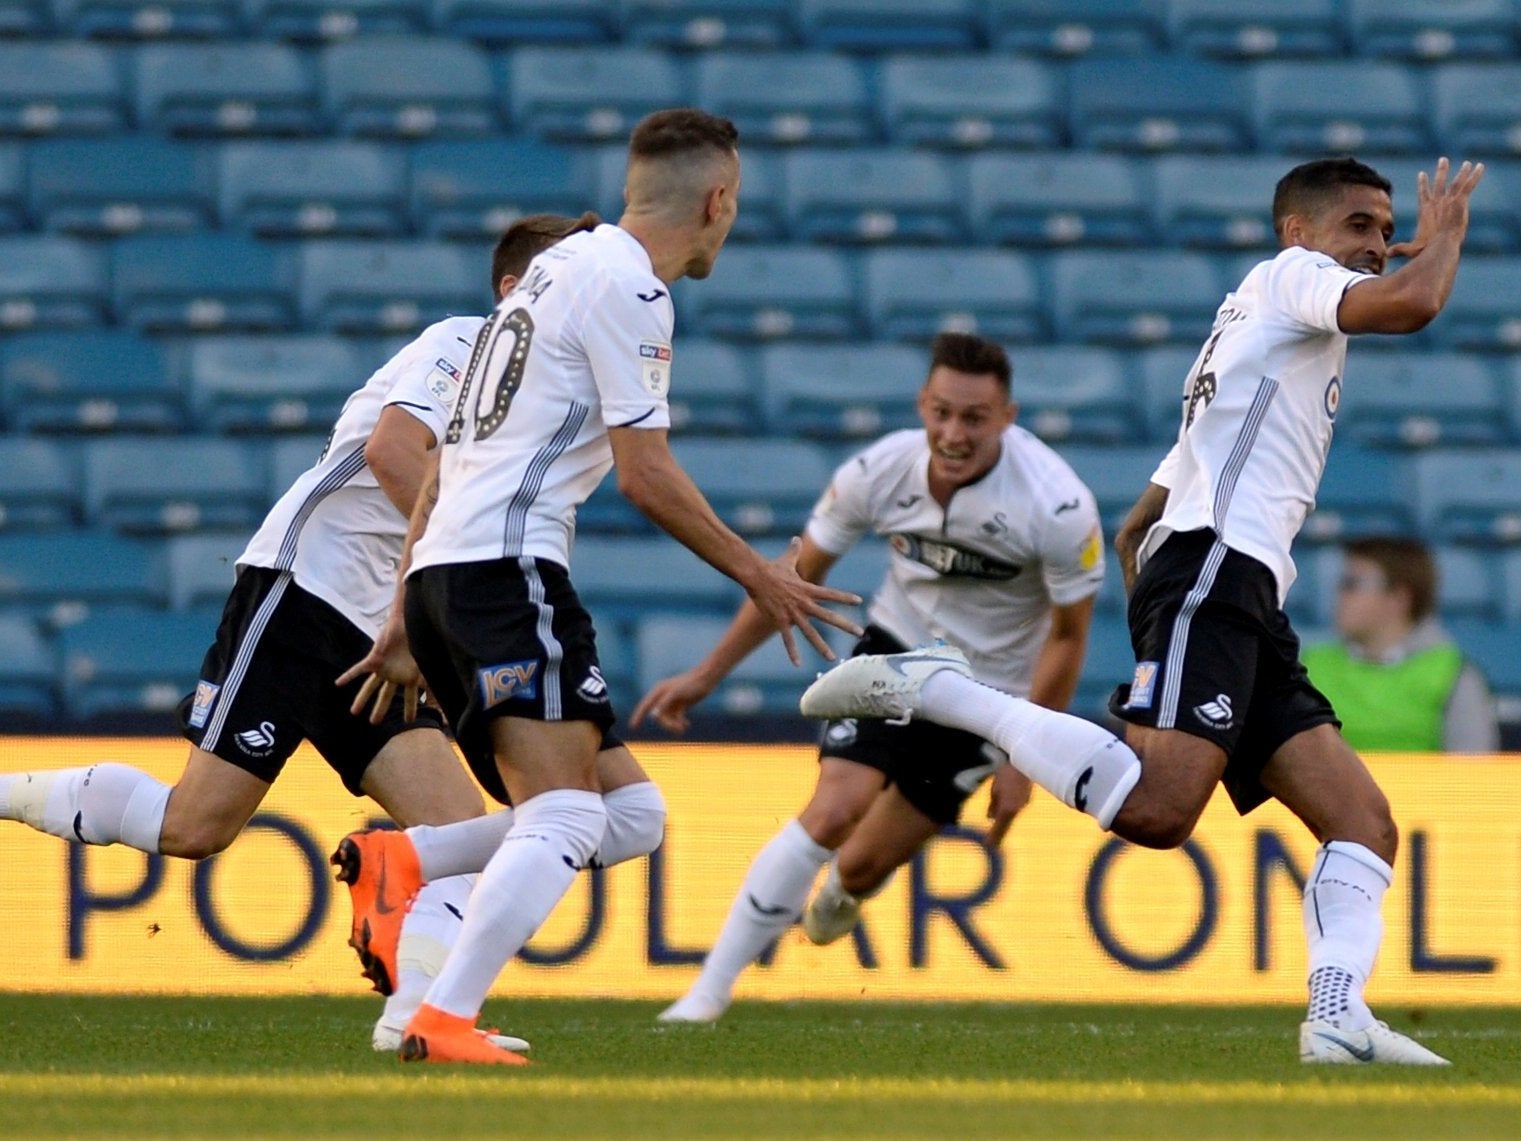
[329,829,423,996]
[399,1004,531,1066]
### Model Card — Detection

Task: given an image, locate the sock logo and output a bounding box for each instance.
[72,811,87,844]
[1073,766,1094,813]
[1192,694,1234,730]
[746,893,793,919]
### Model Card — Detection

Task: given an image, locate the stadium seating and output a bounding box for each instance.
[220,140,409,236]
[0,438,80,531]
[112,232,299,332]
[572,535,741,625]
[0,611,55,722]
[1137,345,1199,442]
[1302,443,1414,542]
[1068,57,1252,152]
[322,37,497,137]
[783,149,963,245]
[0,530,166,619]
[1251,61,1430,154]
[985,0,1165,57]
[618,0,794,49]
[52,0,242,37]
[183,333,361,434]
[1412,449,1521,545]
[247,0,428,40]
[597,144,783,242]
[26,138,218,236]
[1073,613,1133,720]
[433,0,617,44]
[1431,63,1521,158]
[0,329,181,434]
[794,0,982,52]
[165,531,246,609]
[877,55,1061,150]
[297,239,482,332]
[0,0,46,34]
[968,152,1151,248]
[267,434,332,498]
[0,235,107,330]
[0,143,20,233]
[1049,250,1222,345]
[1054,445,1165,534]
[1372,156,1519,255]
[1008,346,1137,444]
[59,603,221,721]
[132,42,320,137]
[862,247,1043,343]
[679,245,860,340]
[669,437,834,536]
[636,613,835,717]
[1337,352,1505,449]
[1432,256,1521,352]
[412,138,599,239]
[1435,545,1500,620]
[1151,155,1286,250]
[1167,0,1343,59]
[83,437,267,533]
[0,42,125,136]
[759,341,922,440]
[1347,0,1517,62]
[505,46,685,142]
[694,52,873,145]
[663,338,763,435]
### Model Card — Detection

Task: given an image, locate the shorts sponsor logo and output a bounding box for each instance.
[823,718,858,748]
[1126,662,1159,710]
[188,680,220,729]
[576,666,608,704]
[479,660,539,707]
[235,720,277,757]
[1193,694,1235,730]
[638,340,672,397]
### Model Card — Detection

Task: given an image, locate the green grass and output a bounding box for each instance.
[2,996,1519,1138]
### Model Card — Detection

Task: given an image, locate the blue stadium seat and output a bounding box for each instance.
[1502,358,1521,445]
[636,613,833,717]
[84,437,266,534]
[268,433,331,497]
[220,140,408,236]
[0,42,125,136]
[1074,614,1133,719]
[619,0,794,49]
[0,0,48,34]
[0,612,56,723]
[322,37,496,137]
[578,474,652,536]
[411,138,599,239]
[1152,155,1284,250]
[1375,156,1519,255]
[1444,619,1521,704]
[1137,345,1200,442]
[1347,0,1516,62]
[1009,346,1137,444]
[26,138,217,235]
[783,149,963,245]
[1167,0,1343,59]
[877,54,1060,150]
[664,338,763,435]
[0,144,22,233]
[0,439,80,531]
[679,245,860,341]
[1412,449,1521,545]
[505,46,685,143]
[112,233,299,333]
[132,43,319,137]
[184,334,361,434]
[986,0,1166,57]
[0,329,181,434]
[0,235,107,330]
[433,0,615,43]
[598,144,782,242]
[1337,352,1504,449]
[246,0,426,40]
[1432,64,1521,157]
[795,0,980,51]
[1434,545,1500,620]
[572,536,740,624]
[1055,445,1163,534]
[165,531,245,609]
[1252,61,1430,154]
[0,531,166,620]
[1068,57,1251,152]
[670,437,834,536]
[968,152,1150,247]
[1049,250,1222,346]
[59,603,221,722]
[862,247,1043,342]
[51,0,240,36]
[1302,444,1413,542]
[695,51,873,145]
[760,342,921,441]
[298,239,482,333]
[1499,550,1521,623]
[1431,256,1521,351]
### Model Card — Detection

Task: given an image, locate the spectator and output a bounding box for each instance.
[1303,536,1499,753]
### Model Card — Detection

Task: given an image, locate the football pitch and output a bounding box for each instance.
[2,996,1519,1137]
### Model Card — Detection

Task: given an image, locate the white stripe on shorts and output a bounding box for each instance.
[201,570,292,751]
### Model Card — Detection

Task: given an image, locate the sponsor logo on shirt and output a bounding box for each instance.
[888,533,1021,580]
[478,660,540,707]
[1080,525,1103,571]
[188,680,220,729]
[1125,662,1158,710]
[426,357,463,401]
[638,340,672,397]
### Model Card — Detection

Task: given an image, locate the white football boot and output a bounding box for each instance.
[656,991,730,1024]
[800,643,972,723]
[372,1020,529,1054]
[1299,1020,1450,1066]
[801,886,861,946]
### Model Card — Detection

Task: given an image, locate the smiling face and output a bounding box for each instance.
[917,365,1016,490]
[1286,183,1395,276]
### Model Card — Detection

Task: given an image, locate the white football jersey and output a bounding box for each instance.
[239,316,480,636]
[807,425,1105,696]
[412,225,672,574]
[1142,246,1372,603]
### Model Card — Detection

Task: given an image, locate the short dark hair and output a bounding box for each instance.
[491,211,601,292]
[1344,535,1437,622]
[928,332,1012,395]
[1272,157,1393,239]
[628,108,739,163]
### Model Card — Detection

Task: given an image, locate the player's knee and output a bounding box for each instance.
[838,854,892,897]
[158,819,238,861]
[800,802,865,850]
[1112,795,1201,851]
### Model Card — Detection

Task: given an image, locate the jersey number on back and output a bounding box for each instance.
[445,308,535,445]
[1184,330,1221,429]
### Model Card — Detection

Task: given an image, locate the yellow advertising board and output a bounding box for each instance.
[0,736,1515,1005]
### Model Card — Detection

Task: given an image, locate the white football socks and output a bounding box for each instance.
[423,789,606,1019]
[594,781,666,866]
[667,819,832,1018]
[1303,840,1390,1032]
[407,808,515,881]
[0,763,169,852]
[380,873,476,1031]
[918,671,1141,829]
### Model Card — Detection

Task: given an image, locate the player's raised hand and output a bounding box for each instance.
[336,612,425,724]
[984,766,1033,848]
[746,537,863,666]
[1387,157,1485,259]
[631,669,713,733]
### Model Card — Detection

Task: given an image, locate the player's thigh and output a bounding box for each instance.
[488,715,601,803]
[1111,724,1229,848]
[360,727,486,827]
[1259,722,1396,862]
[593,734,647,793]
[158,747,272,859]
[797,755,890,848]
[834,785,940,895]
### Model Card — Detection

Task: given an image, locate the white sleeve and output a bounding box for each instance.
[1262,248,1370,335]
[1150,442,1181,489]
[805,450,875,556]
[578,270,674,431]
[382,322,475,445]
[1038,486,1105,607]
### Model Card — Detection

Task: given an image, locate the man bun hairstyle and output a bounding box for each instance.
[629,107,739,162]
[491,211,602,288]
[929,332,1012,395]
[1272,157,1393,239]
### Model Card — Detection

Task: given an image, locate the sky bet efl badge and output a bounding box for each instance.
[639,340,672,396]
